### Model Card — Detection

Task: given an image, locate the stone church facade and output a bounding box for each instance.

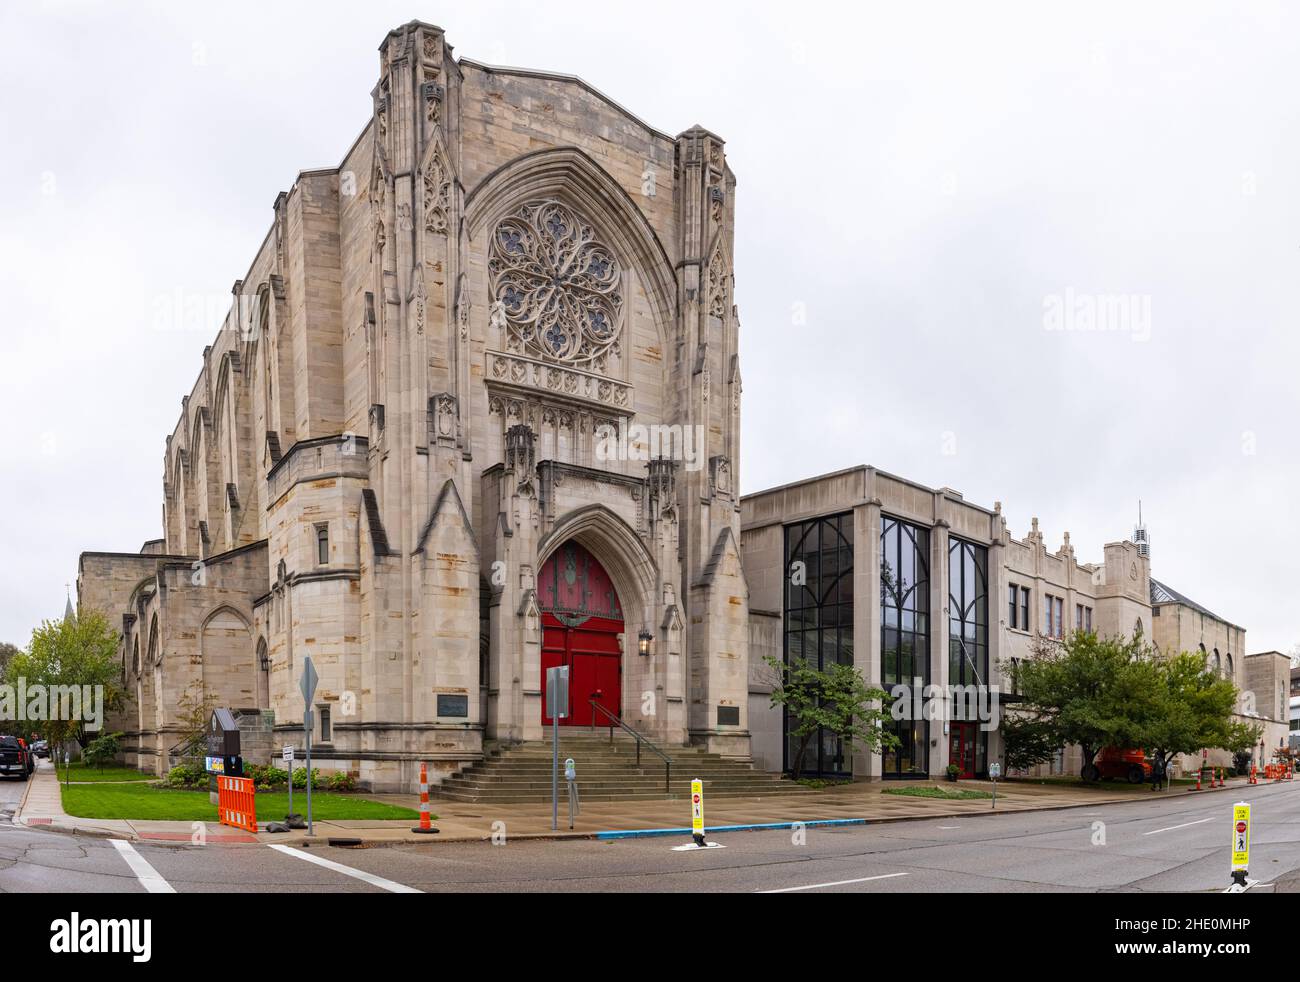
[78,20,749,791]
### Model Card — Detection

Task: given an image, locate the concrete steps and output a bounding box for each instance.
[435,731,807,804]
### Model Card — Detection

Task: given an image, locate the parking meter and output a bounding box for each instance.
[564,757,580,828]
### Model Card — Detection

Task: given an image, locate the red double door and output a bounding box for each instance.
[538,542,623,727]
[541,613,622,726]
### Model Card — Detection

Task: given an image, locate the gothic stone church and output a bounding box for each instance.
[77,21,748,791]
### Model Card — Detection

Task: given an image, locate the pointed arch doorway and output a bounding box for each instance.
[539,540,623,727]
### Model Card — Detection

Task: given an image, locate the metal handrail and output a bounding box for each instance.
[588,699,672,794]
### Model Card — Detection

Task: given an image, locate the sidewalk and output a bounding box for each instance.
[15,761,1264,847]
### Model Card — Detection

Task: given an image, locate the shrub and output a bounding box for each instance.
[82,732,122,771]
[252,765,289,791]
[163,764,208,789]
[325,772,357,792]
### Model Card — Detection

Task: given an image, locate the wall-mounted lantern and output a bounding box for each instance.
[638,629,654,657]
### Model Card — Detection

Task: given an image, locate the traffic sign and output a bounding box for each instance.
[691,778,705,836]
[1231,803,1251,871]
[299,656,318,838]
[282,745,295,763]
[546,666,570,720]
[300,657,319,708]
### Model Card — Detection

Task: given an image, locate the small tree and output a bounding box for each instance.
[174,681,220,758]
[999,709,1060,773]
[1143,652,1256,788]
[5,610,124,751]
[762,654,897,780]
[82,731,122,772]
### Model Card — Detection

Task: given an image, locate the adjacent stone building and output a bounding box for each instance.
[741,466,1151,779]
[739,467,1279,781]
[78,21,748,790]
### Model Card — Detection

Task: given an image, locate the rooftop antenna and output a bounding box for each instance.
[1133,500,1150,558]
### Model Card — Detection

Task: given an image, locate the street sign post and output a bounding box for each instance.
[691,778,706,847]
[546,666,569,831]
[300,657,318,835]
[283,744,295,818]
[1229,801,1251,891]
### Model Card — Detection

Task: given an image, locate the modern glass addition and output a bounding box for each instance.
[880,516,930,778]
[783,514,854,777]
[948,538,988,689]
[948,537,988,776]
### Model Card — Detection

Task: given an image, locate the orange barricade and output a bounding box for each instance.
[217,775,257,833]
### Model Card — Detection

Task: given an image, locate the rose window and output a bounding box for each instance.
[489,200,623,365]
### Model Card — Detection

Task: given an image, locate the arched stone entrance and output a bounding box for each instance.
[539,540,623,726]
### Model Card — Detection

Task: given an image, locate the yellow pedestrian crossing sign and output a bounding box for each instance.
[1231,802,1250,871]
[691,779,704,835]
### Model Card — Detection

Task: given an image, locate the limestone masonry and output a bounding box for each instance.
[79,21,747,791]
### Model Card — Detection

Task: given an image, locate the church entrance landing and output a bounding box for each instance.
[539,541,623,726]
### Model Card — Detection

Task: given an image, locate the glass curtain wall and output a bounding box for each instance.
[880,516,930,777]
[948,537,989,776]
[783,514,854,777]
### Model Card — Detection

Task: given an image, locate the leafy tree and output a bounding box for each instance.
[999,709,1060,772]
[1009,633,1261,785]
[174,681,221,758]
[1140,652,1252,789]
[762,654,898,780]
[82,731,122,772]
[4,609,124,751]
[1007,632,1161,780]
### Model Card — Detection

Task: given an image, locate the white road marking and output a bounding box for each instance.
[937,826,961,830]
[109,839,175,893]
[267,844,422,893]
[1143,817,1214,836]
[759,872,909,894]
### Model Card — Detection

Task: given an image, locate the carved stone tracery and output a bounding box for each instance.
[423,146,451,236]
[488,199,623,366]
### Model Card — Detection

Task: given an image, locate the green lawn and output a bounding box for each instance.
[56,763,154,783]
[882,785,994,801]
[61,784,422,822]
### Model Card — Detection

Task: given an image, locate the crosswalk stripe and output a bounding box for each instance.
[266,844,422,893]
[1143,817,1213,836]
[758,872,909,893]
[110,839,176,893]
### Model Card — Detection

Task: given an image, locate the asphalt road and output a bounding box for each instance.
[0,767,30,823]
[2,778,1296,893]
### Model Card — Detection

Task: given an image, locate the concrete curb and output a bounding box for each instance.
[595,818,869,840]
[14,818,126,841]
[14,769,35,818]
[14,776,1266,847]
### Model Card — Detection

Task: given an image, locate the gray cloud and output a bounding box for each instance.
[1,0,1295,655]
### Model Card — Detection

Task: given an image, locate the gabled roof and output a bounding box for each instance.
[1150,577,1240,629]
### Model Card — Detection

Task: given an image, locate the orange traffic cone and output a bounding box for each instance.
[412,761,439,834]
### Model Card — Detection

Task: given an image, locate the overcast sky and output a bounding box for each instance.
[1,1,1296,655]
